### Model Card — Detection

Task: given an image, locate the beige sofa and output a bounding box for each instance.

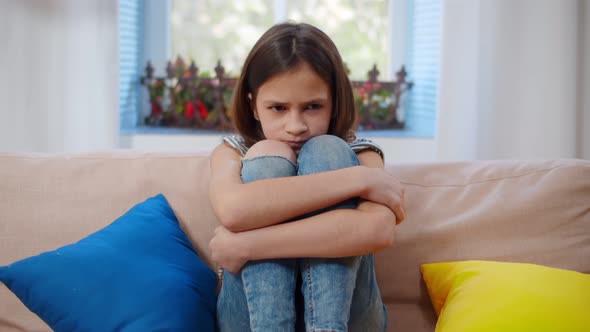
[1,151,589,331]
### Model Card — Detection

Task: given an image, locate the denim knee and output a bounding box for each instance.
[241,155,297,183]
[297,135,360,176]
[297,135,360,215]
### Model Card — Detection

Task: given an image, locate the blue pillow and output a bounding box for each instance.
[0,194,217,331]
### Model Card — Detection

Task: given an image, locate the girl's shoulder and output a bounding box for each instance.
[222,135,384,161]
[349,137,385,161]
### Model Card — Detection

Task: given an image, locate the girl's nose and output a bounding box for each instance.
[286,111,308,136]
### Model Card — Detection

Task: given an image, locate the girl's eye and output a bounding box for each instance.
[306,104,322,110]
[270,105,286,112]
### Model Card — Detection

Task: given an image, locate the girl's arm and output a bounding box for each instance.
[210,150,403,273]
[208,143,403,232]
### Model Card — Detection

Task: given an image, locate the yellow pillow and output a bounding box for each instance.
[420,260,590,332]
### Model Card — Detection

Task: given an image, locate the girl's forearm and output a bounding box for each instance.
[213,166,368,232]
[235,202,396,260]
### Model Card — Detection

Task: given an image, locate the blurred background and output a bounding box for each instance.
[0,0,588,162]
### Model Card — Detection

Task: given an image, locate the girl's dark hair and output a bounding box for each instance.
[229,22,357,147]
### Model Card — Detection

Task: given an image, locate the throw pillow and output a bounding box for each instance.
[420,260,590,332]
[0,194,217,332]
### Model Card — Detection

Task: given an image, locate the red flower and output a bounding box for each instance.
[197,100,208,119]
[184,101,195,119]
[150,102,162,116]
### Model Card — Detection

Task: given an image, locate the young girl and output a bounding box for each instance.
[208,22,405,332]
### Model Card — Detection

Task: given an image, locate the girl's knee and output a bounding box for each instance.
[245,139,297,164]
[298,135,359,174]
[240,141,298,183]
[301,135,349,154]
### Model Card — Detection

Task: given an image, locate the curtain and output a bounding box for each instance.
[436,0,585,160]
[0,0,118,153]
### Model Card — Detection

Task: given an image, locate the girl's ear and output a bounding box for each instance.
[248,93,259,120]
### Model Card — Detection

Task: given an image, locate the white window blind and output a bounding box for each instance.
[405,0,440,137]
[118,0,143,129]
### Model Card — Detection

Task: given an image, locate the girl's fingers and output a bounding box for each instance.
[394,189,406,224]
[394,204,405,224]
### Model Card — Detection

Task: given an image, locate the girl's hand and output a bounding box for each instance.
[360,167,406,224]
[209,225,248,274]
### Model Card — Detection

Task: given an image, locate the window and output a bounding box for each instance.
[171,0,274,77]
[119,0,440,137]
[171,0,390,80]
[285,0,389,80]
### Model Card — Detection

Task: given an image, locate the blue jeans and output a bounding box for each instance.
[216,135,387,332]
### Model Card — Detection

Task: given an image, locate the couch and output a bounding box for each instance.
[0,151,588,331]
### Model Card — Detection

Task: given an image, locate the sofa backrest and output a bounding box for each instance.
[377,159,590,331]
[1,152,589,331]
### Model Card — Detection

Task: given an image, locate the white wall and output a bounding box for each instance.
[580,0,590,159]
[0,0,118,153]
[436,0,587,160]
[477,0,578,159]
[435,0,481,160]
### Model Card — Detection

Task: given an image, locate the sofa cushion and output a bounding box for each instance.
[420,260,590,331]
[0,193,217,331]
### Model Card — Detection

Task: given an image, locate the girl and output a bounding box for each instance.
[209,22,405,332]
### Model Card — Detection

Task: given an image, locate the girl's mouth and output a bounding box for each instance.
[285,141,305,150]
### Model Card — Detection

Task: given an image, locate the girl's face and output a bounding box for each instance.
[252,62,333,154]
